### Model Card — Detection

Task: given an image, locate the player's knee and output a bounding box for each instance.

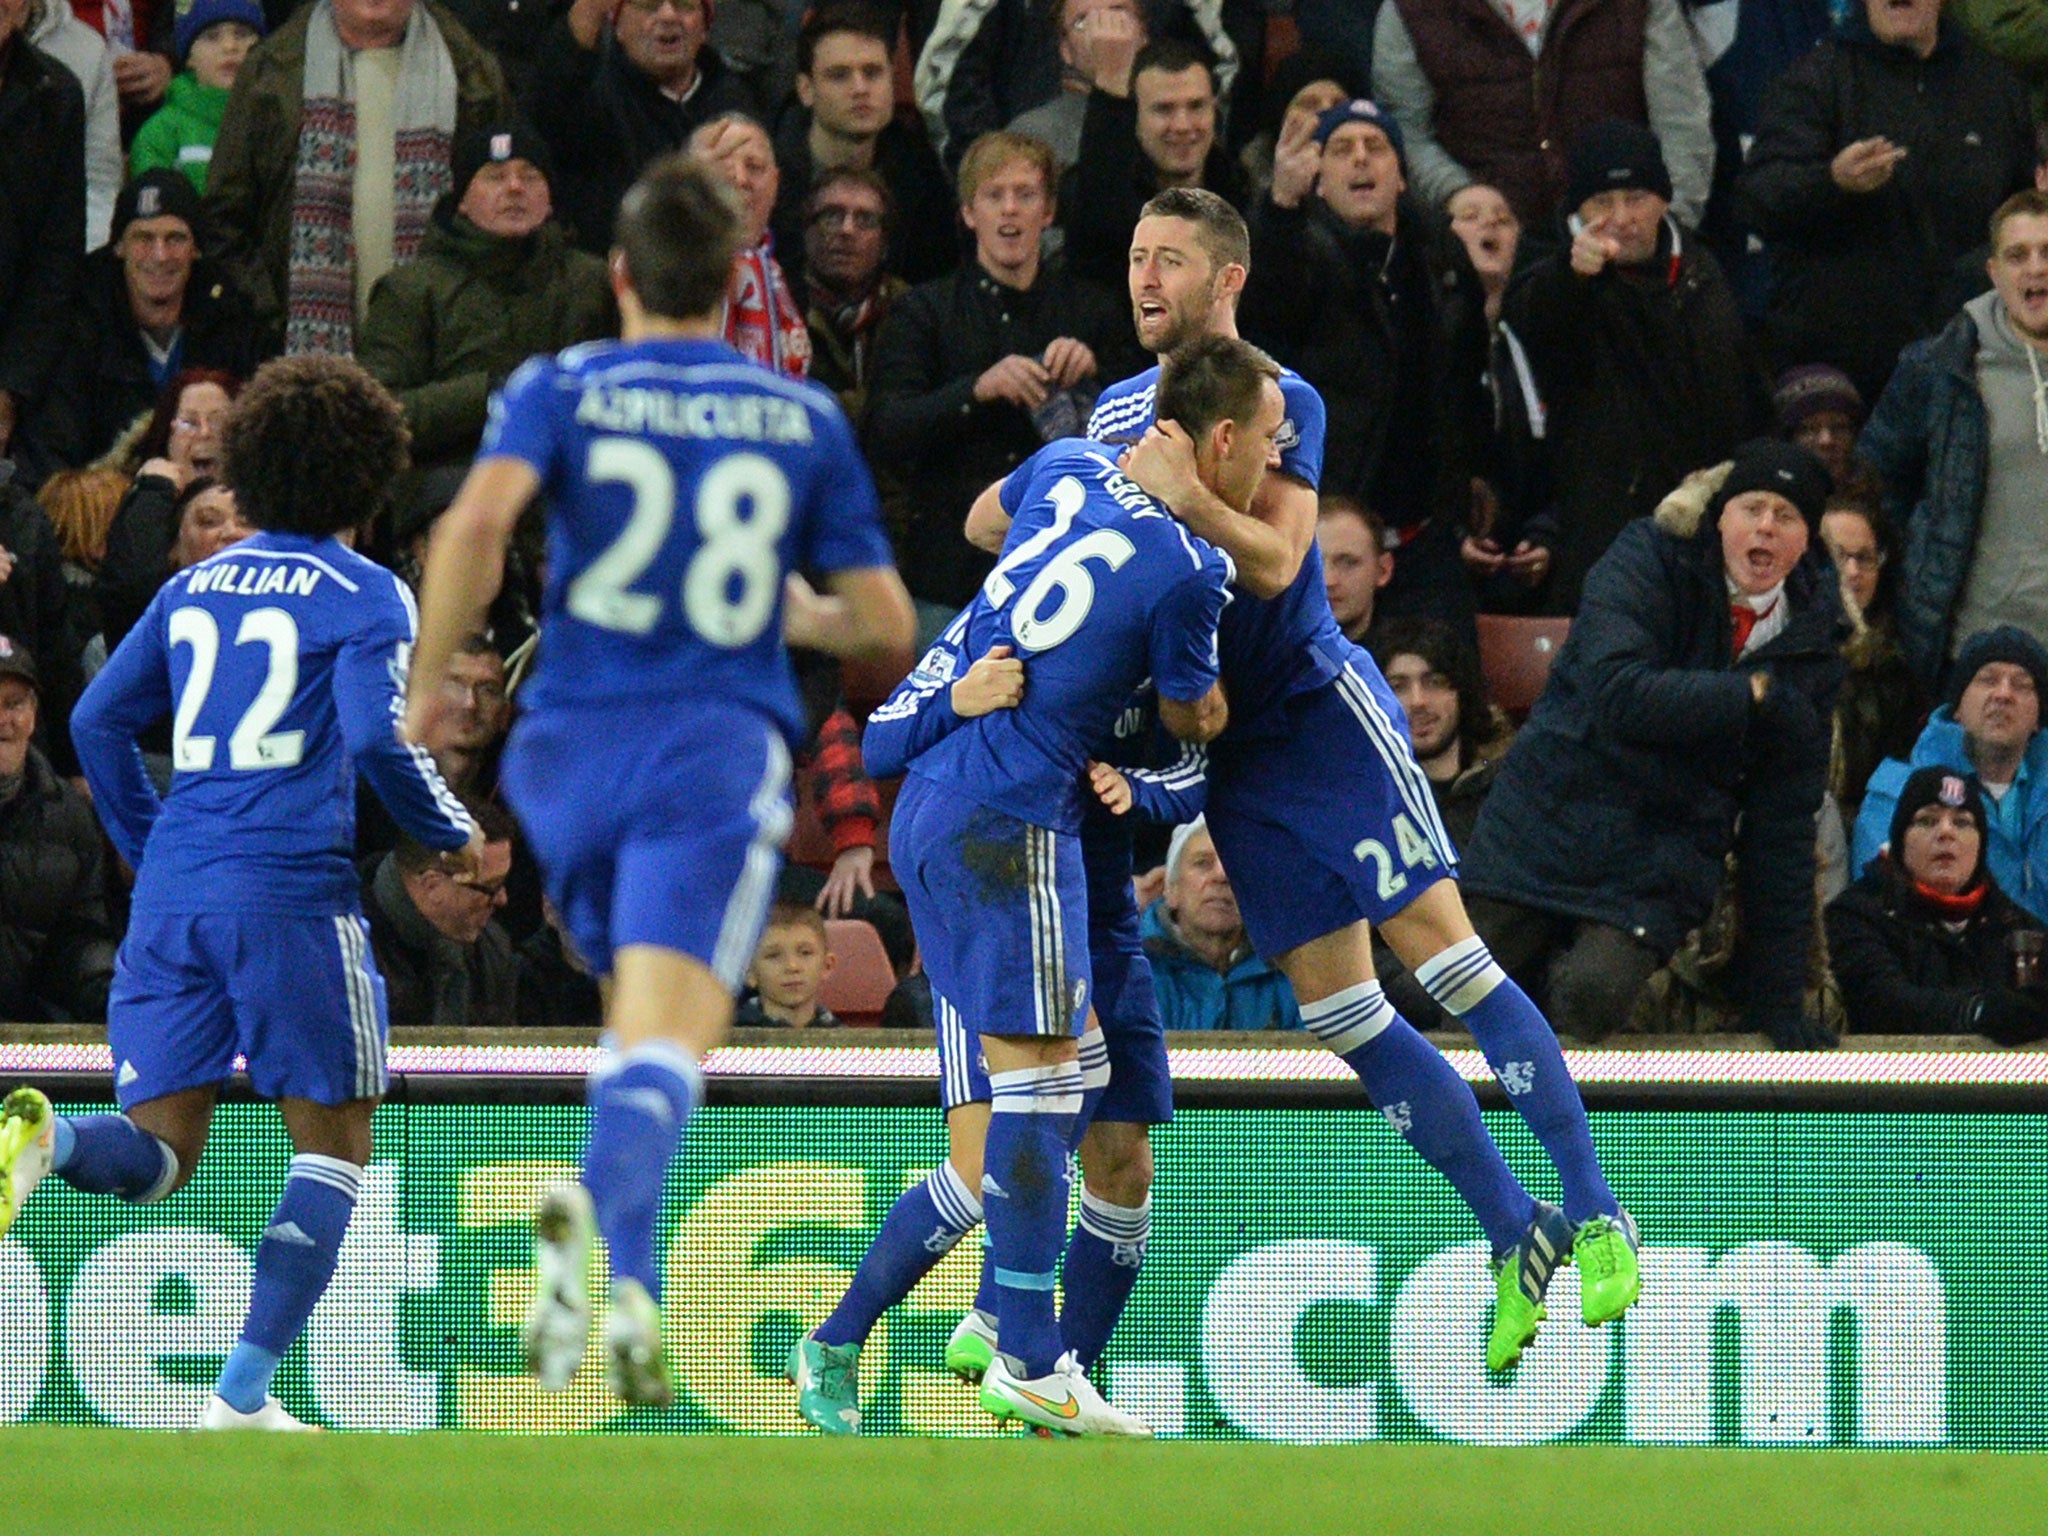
[1080,1123,1153,1206]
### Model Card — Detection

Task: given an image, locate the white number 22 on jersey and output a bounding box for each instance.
[981,475,1135,653]
[566,437,791,648]
[168,606,306,772]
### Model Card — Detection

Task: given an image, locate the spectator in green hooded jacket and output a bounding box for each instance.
[129,0,265,193]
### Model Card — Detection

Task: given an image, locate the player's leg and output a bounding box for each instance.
[793,1085,989,1435]
[3,915,242,1235]
[1064,1119,1152,1370]
[575,943,729,1407]
[1380,882,1641,1325]
[1059,942,1166,1373]
[196,1094,374,1432]
[1272,919,1572,1371]
[0,1084,208,1239]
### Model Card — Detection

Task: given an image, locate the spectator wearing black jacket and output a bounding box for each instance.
[526,0,756,252]
[0,636,113,1021]
[0,8,86,461]
[362,801,519,1029]
[1240,97,1491,639]
[1060,38,1248,289]
[769,5,957,294]
[1462,441,1848,1048]
[0,463,78,772]
[1735,0,2034,404]
[16,171,258,488]
[1826,765,2048,1043]
[1506,120,1765,615]
[866,129,1131,630]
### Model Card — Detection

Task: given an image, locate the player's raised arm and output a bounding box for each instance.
[405,454,540,747]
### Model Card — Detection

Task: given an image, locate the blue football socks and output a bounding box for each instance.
[216,1153,360,1414]
[580,1041,702,1302]
[1058,1189,1149,1370]
[1302,980,1536,1254]
[815,1160,982,1348]
[1415,937,1619,1224]
[51,1114,179,1203]
[982,1062,1084,1378]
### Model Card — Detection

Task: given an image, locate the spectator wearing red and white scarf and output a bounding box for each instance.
[690,110,810,377]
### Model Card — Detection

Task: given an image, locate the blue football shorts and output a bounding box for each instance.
[503,697,793,987]
[109,910,388,1109]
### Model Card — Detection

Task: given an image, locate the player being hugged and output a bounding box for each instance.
[402,155,914,1408]
[790,336,1261,1439]
[0,356,483,1431]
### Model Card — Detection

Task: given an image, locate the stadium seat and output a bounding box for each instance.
[823,919,897,1027]
[1477,615,1571,723]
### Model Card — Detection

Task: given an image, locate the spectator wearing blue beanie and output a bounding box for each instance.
[130,0,267,193]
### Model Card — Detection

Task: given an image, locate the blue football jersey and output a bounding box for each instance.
[1088,366,1351,727]
[72,533,476,918]
[906,438,1231,834]
[481,337,897,742]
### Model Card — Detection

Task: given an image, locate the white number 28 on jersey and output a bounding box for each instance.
[981,475,1136,653]
[566,437,792,648]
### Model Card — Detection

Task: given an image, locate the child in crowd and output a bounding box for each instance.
[129,0,265,193]
[736,903,841,1029]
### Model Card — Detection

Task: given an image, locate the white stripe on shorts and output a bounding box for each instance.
[711,734,796,990]
[333,915,383,1100]
[1026,826,1067,1037]
[1333,664,1458,875]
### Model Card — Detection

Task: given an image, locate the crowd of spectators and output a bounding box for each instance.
[6,0,2048,1049]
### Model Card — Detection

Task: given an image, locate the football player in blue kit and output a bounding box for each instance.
[791,336,1264,1438]
[403,156,914,1407]
[970,186,1641,1373]
[0,356,482,1431]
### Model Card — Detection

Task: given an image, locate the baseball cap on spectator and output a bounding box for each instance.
[1887,766,1989,888]
[1567,119,1671,213]
[175,0,265,65]
[452,123,557,201]
[1950,625,2048,712]
[1313,99,1405,167]
[1709,438,1831,533]
[1772,364,1865,435]
[0,635,39,693]
[113,169,207,244]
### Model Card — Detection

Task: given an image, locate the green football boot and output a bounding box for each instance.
[788,1333,863,1435]
[0,1088,54,1243]
[944,1308,999,1384]
[1487,1201,1575,1373]
[1575,1209,1642,1327]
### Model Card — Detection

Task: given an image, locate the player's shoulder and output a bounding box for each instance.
[1276,367,1325,417]
[1087,368,1161,440]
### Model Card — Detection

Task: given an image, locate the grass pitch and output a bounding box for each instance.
[12,1429,2043,1536]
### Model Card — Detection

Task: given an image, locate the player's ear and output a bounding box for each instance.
[1218,262,1247,304]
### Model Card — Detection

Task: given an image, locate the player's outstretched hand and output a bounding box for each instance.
[816,845,877,917]
[951,644,1025,717]
[1088,760,1133,816]
[1121,421,1203,513]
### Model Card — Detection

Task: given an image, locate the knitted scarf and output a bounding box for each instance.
[722,240,811,379]
[286,0,458,356]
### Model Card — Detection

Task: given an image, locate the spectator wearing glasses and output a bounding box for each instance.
[801,169,907,420]
[1820,486,1927,826]
[770,5,956,293]
[362,798,519,1028]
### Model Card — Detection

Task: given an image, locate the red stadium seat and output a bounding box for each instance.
[823,918,897,1027]
[1476,615,1571,723]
